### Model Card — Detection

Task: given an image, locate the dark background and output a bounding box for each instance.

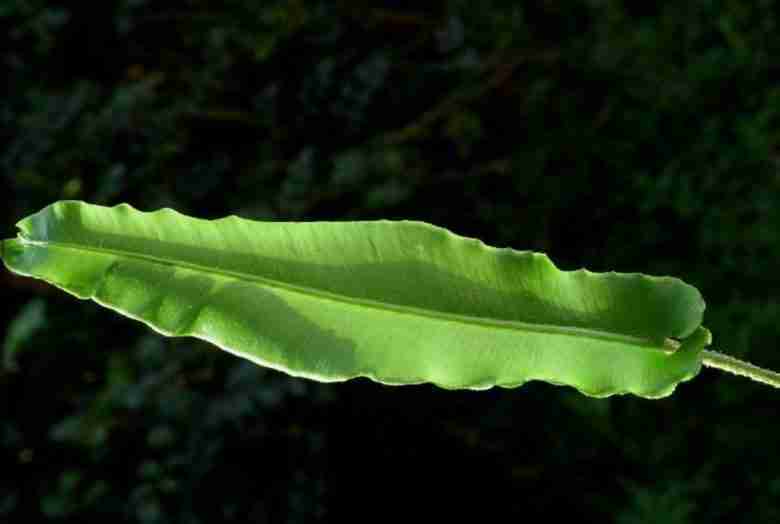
[2,1,780,522]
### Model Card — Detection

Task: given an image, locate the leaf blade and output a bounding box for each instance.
[1,201,709,398]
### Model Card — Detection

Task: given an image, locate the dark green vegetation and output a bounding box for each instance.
[2,1,780,522]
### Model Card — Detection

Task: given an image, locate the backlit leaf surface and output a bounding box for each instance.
[1,201,710,398]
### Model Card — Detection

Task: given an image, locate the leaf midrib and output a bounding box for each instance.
[18,235,672,351]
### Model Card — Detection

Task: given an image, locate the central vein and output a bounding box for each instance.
[18,236,670,351]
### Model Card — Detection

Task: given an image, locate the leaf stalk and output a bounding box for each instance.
[702,350,780,389]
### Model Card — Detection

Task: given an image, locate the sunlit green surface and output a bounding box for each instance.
[1,201,710,398]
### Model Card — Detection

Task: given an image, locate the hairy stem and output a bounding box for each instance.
[702,350,780,389]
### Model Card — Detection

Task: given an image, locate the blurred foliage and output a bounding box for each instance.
[2,0,780,522]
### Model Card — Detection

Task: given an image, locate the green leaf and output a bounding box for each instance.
[3,298,46,371]
[1,201,710,398]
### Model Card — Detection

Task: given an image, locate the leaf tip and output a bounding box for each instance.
[1,238,25,274]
